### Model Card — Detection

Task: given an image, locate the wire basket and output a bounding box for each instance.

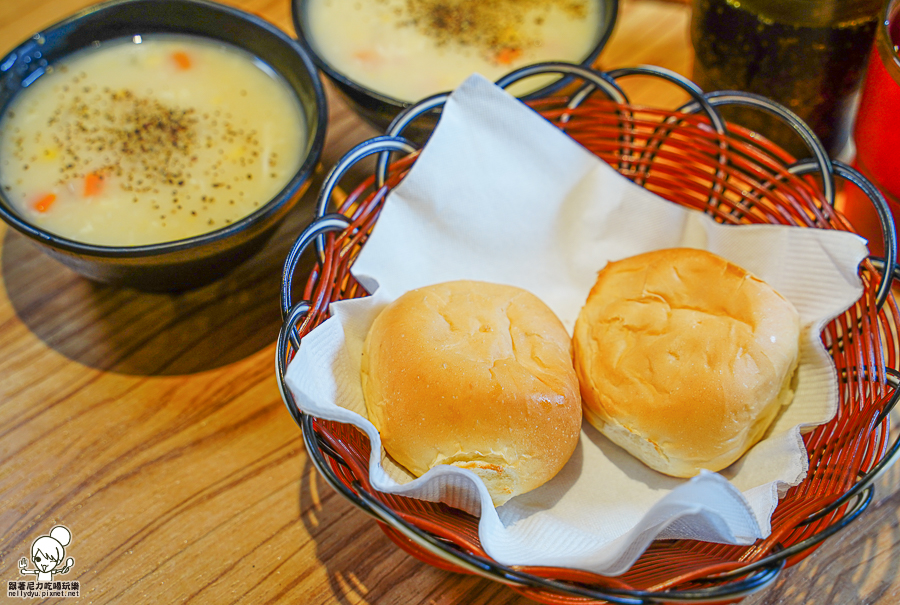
[276,64,900,604]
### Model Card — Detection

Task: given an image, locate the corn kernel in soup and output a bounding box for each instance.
[0,35,307,246]
[305,0,604,103]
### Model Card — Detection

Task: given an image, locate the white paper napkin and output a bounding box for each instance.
[285,74,868,575]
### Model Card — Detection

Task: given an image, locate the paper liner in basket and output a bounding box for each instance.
[285,74,868,575]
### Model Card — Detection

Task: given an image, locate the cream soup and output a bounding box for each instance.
[306,0,604,103]
[0,35,307,246]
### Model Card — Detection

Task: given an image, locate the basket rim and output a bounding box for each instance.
[276,64,900,603]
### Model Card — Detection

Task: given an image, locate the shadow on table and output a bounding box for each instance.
[0,89,403,377]
[1,199,317,376]
[297,453,531,605]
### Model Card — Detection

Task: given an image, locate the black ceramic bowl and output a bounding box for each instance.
[0,0,327,291]
[291,0,618,139]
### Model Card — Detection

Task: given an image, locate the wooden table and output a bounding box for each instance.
[2,1,899,603]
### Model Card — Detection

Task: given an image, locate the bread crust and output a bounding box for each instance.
[361,280,582,506]
[573,248,800,477]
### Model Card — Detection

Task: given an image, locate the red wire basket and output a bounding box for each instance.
[276,64,900,604]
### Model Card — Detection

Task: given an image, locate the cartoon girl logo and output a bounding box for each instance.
[18,526,75,582]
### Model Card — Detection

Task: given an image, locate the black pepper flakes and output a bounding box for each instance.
[400,0,587,62]
[0,38,301,242]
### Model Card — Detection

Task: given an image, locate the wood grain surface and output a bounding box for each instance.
[1,1,898,604]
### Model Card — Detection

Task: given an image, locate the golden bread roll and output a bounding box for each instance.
[361,280,582,506]
[573,248,800,477]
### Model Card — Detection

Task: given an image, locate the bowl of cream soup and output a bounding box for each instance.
[292,0,617,137]
[0,0,327,291]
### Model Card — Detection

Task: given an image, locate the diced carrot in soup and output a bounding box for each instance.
[33,193,56,213]
[352,49,380,64]
[84,172,104,197]
[495,47,522,65]
[172,51,192,70]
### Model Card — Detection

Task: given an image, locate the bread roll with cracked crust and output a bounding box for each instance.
[361,280,582,506]
[574,248,800,478]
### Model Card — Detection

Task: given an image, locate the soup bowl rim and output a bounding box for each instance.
[289,0,619,112]
[0,0,328,261]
